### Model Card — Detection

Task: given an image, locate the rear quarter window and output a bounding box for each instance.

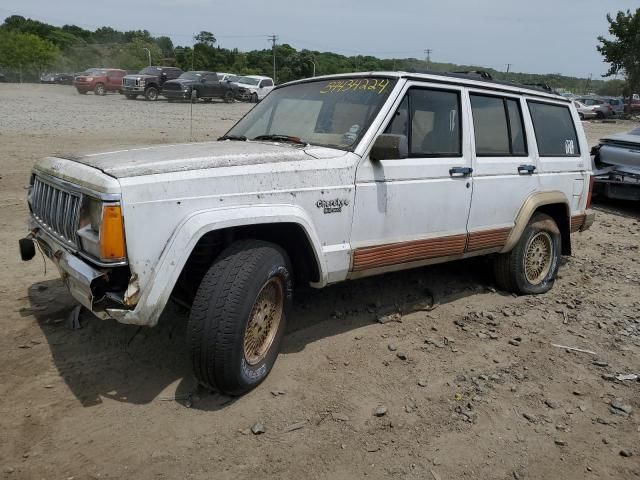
[527,101,580,157]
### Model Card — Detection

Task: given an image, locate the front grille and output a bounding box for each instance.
[123,77,137,87]
[30,177,81,247]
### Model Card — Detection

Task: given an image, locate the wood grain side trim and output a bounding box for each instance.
[352,234,466,271]
[466,227,512,252]
[570,214,586,233]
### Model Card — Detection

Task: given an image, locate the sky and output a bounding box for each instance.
[0,0,637,78]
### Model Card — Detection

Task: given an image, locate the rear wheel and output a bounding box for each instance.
[144,86,159,101]
[223,90,234,103]
[188,240,293,395]
[596,111,605,119]
[493,213,561,295]
[578,112,584,120]
[94,83,106,96]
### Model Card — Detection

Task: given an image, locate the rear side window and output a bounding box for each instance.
[385,88,461,157]
[470,94,527,156]
[261,79,274,87]
[527,101,580,156]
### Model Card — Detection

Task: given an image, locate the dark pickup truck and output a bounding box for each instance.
[162,71,239,103]
[121,66,183,101]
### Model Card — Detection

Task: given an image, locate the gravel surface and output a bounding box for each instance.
[0,84,639,480]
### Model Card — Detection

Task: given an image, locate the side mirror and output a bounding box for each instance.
[370,134,408,161]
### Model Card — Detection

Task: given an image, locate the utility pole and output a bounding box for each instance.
[424,49,432,69]
[268,34,278,83]
[506,63,512,74]
[142,47,151,66]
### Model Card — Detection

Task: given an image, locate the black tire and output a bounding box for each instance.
[578,112,584,120]
[94,83,106,96]
[188,240,293,395]
[202,97,213,103]
[251,92,258,103]
[223,90,234,103]
[125,94,137,100]
[144,86,159,101]
[77,89,87,95]
[596,111,605,119]
[493,213,561,295]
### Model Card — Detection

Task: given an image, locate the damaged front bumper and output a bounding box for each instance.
[21,225,146,325]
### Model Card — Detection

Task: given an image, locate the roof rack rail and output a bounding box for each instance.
[522,83,553,92]
[451,70,493,80]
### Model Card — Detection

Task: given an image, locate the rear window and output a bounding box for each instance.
[527,101,580,157]
[470,94,527,156]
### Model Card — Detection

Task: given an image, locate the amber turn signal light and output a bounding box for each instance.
[100,205,126,260]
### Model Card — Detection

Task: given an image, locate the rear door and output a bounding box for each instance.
[205,73,221,97]
[350,82,473,274]
[465,90,537,252]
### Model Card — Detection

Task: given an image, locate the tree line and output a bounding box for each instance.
[0,13,635,98]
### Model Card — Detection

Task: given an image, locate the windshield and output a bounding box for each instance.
[225,75,239,82]
[225,77,397,151]
[179,72,203,81]
[139,66,161,75]
[238,76,260,86]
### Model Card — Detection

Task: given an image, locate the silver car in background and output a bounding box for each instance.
[574,97,613,119]
[573,100,598,120]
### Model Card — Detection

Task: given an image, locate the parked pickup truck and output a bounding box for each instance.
[162,71,239,103]
[20,72,594,395]
[121,66,183,101]
[74,68,126,95]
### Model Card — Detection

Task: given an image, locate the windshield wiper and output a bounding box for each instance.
[252,134,308,145]
[218,134,247,141]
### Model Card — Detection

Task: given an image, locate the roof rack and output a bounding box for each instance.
[403,68,560,96]
[451,70,493,80]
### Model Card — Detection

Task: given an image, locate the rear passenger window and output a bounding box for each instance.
[384,88,461,157]
[470,94,527,156]
[527,101,580,156]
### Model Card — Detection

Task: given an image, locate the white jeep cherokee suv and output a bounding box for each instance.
[21,72,595,395]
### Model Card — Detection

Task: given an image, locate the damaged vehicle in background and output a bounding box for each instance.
[235,75,274,102]
[573,100,598,120]
[40,72,74,85]
[74,68,126,95]
[592,126,640,201]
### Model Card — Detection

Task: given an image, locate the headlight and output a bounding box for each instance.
[86,77,93,81]
[77,197,126,263]
[139,79,145,87]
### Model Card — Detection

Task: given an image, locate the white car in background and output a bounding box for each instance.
[573,100,598,120]
[235,75,274,102]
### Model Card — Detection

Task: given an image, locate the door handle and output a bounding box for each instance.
[449,166,473,177]
[518,164,536,175]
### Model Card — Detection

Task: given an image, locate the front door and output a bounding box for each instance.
[465,91,538,252]
[350,82,473,275]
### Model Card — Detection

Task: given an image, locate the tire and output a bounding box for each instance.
[202,97,213,103]
[94,83,106,96]
[493,213,561,295]
[77,89,87,95]
[251,92,258,103]
[125,94,137,100]
[578,112,584,120]
[223,90,234,104]
[596,111,604,119]
[188,240,293,395]
[191,90,199,104]
[144,86,159,101]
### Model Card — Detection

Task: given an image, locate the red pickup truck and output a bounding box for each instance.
[74,68,126,95]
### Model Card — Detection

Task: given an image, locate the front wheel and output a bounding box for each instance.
[493,213,561,294]
[188,240,293,395]
[250,92,258,103]
[223,90,234,103]
[144,86,159,101]
[94,83,106,96]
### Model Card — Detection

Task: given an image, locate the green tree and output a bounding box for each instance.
[0,30,59,79]
[598,8,640,105]
[194,31,216,47]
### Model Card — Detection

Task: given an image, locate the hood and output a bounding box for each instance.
[601,131,640,147]
[55,141,348,178]
[123,74,157,80]
[164,78,195,85]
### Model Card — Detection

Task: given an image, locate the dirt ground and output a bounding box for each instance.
[0,84,638,480]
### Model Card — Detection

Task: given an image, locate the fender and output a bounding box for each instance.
[501,191,570,253]
[114,204,327,327]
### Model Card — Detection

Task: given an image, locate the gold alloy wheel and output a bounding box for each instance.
[524,231,553,285]
[243,277,284,366]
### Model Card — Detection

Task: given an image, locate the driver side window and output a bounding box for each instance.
[384,88,461,157]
